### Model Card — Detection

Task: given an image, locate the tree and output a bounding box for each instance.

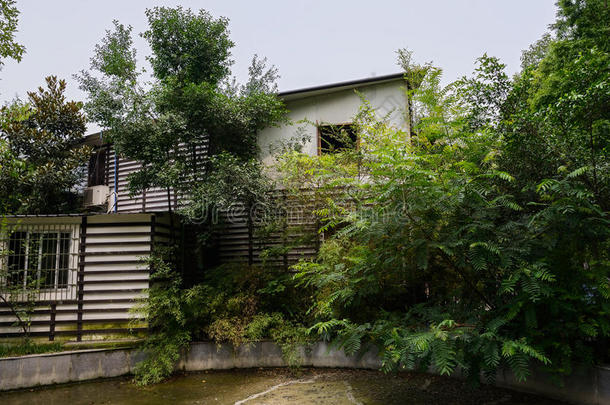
[500,0,609,209]
[0,76,90,214]
[284,29,608,381]
[77,8,286,218]
[0,0,25,67]
[78,8,289,385]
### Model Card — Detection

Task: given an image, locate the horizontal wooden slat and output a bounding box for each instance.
[0,327,147,338]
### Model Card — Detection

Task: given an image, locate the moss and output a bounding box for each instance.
[65,340,140,351]
[0,341,64,358]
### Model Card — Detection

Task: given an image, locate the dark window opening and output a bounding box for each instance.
[88,148,108,187]
[319,124,357,154]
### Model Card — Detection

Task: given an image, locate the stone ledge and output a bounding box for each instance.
[0,341,608,405]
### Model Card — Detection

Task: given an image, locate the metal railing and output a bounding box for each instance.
[0,223,79,302]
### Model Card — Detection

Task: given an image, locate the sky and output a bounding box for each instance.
[0,1,558,133]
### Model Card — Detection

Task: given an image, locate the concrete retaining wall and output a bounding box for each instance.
[177,341,381,371]
[0,347,145,391]
[495,364,610,405]
[0,342,609,404]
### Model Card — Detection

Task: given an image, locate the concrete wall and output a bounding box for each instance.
[0,347,145,391]
[257,79,408,168]
[495,364,610,405]
[177,341,381,371]
[1,342,609,405]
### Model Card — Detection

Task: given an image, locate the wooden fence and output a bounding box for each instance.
[214,191,323,269]
[0,213,174,341]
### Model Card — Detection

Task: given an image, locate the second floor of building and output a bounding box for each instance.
[83,73,409,214]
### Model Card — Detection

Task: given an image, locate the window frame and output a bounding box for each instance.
[1,223,79,302]
[316,122,359,156]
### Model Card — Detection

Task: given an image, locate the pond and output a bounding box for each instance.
[0,368,564,405]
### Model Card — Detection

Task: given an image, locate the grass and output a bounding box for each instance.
[0,339,141,358]
[0,341,64,358]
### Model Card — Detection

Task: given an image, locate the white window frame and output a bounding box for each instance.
[0,223,79,302]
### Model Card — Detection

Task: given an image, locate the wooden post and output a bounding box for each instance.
[49,303,56,341]
[247,203,254,266]
[150,214,156,276]
[76,216,87,342]
[282,192,288,271]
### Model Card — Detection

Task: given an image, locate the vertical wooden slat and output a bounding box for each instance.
[247,204,254,266]
[105,145,110,186]
[76,216,87,342]
[49,303,56,341]
[150,215,156,250]
[180,220,186,280]
[282,194,288,271]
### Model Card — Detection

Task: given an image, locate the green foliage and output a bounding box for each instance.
[0,138,25,213]
[282,8,609,382]
[0,0,24,66]
[77,7,286,210]
[500,0,609,208]
[133,250,311,384]
[245,313,310,368]
[119,0,610,387]
[0,341,63,358]
[132,247,205,385]
[0,76,90,214]
[182,152,273,223]
[200,264,311,357]
[143,7,233,86]
[454,54,510,131]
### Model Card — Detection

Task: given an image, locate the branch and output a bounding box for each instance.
[0,292,29,335]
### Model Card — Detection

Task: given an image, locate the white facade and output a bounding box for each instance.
[258,75,408,166]
[1,74,409,341]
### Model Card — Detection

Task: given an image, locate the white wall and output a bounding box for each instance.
[258,78,408,167]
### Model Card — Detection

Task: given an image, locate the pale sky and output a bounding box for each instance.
[0,1,558,133]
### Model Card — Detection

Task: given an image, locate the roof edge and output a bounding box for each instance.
[83,73,406,137]
[278,72,405,99]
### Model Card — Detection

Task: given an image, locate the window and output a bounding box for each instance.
[1,225,78,300]
[88,148,108,187]
[6,232,71,290]
[318,124,357,155]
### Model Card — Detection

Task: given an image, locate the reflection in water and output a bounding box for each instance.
[0,368,563,405]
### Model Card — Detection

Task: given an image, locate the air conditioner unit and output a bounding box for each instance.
[84,185,110,207]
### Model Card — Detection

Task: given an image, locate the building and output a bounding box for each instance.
[0,73,408,341]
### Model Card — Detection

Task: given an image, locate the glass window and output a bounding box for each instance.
[5,231,71,291]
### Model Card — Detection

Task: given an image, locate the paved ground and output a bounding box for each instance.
[0,368,568,405]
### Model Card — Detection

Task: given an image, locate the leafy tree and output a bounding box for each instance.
[283,33,608,381]
[77,8,286,217]
[78,8,290,384]
[0,0,25,67]
[82,1,609,387]
[0,76,90,214]
[500,0,609,208]
[454,55,510,132]
[0,136,25,213]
